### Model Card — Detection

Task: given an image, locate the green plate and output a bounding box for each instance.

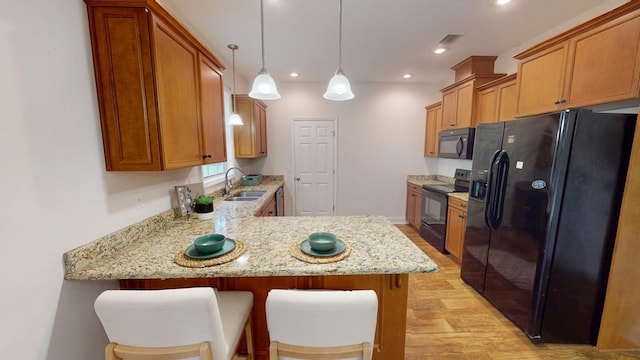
[185,238,236,259]
[300,239,346,257]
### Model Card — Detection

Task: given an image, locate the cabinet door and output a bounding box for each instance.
[565,13,640,107]
[89,7,161,171]
[152,17,203,169]
[199,55,226,164]
[256,102,267,157]
[516,43,568,117]
[259,198,276,216]
[455,81,474,128]
[406,185,416,225]
[445,205,465,260]
[496,79,518,121]
[441,89,458,129]
[412,189,422,228]
[477,87,498,124]
[233,97,256,158]
[424,104,440,157]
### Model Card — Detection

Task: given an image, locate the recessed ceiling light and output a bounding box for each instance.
[496,0,511,5]
[290,72,299,78]
[434,47,447,55]
[402,73,413,79]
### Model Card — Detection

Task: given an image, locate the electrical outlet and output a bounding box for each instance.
[134,191,144,210]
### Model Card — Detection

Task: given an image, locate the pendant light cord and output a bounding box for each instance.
[260,0,266,70]
[338,0,343,70]
[232,47,237,112]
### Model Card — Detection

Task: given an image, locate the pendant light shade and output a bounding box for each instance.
[249,68,280,100]
[324,69,354,101]
[249,0,280,100]
[228,112,243,126]
[324,0,354,101]
[227,44,243,126]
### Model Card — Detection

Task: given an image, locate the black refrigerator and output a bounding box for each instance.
[460,109,636,344]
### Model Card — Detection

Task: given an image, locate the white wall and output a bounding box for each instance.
[248,81,457,222]
[0,1,200,358]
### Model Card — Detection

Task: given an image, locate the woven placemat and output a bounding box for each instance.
[289,241,351,264]
[174,239,247,268]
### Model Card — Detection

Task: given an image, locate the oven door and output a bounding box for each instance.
[420,187,448,234]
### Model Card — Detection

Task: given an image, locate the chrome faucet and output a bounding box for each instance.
[224,167,245,196]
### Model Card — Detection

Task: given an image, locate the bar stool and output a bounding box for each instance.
[94,287,254,360]
[265,289,378,360]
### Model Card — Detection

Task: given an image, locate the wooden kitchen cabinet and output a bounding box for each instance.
[515,2,640,117]
[440,74,506,130]
[84,0,226,171]
[259,195,276,216]
[445,197,467,261]
[406,183,422,229]
[476,73,518,124]
[199,56,227,164]
[424,102,442,157]
[233,95,268,158]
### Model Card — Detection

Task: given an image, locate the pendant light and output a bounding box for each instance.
[249,0,281,100]
[227,44,243,126]
[323,0,354,101]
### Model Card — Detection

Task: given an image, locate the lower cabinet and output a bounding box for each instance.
[406,183,422,229]
[120,273,409,360]
[445,197,467,261]
[259,196,276,217]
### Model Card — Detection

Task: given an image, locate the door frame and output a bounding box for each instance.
[291,117,339,216]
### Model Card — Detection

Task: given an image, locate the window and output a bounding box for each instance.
[202,162,225,177]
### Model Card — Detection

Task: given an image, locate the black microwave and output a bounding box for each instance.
[438,127,475,159]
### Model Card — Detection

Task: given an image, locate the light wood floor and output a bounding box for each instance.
[397,224,640,360]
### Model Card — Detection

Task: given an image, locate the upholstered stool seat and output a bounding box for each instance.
[94,287,254,360]
[265,289,378,360]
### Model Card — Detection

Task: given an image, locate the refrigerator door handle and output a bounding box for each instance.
[490,151,510,229]
[484,150,501,229]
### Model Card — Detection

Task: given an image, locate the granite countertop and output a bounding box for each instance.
[407,175,454,187]
[449,192,469,202]
[64,176,437,280]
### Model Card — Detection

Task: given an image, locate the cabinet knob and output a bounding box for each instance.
[296,177,301,181]
[202,154,212,159]
[449,123,456,127]
[560,99,567,103]
[554,100,561,105]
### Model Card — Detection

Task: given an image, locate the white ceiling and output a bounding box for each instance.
[162,0,614,85]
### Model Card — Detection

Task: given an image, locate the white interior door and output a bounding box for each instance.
[293,119,336,216]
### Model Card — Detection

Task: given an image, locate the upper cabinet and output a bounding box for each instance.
[440,56,506,130]
[515,2,640,117]
[424,102,442,157]
[84,0,226,171]
[233,95,268,158]
[476,73,518,124]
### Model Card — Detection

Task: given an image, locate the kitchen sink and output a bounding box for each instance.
[224,197,261,202]
[223,190,266,202]
[233,191,266,197]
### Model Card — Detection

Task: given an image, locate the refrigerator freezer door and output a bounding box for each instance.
[481,114,560,339]
[539,111,636,344]
[461,122,504,293]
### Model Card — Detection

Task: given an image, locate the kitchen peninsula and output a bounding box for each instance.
[63,177,437,359]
